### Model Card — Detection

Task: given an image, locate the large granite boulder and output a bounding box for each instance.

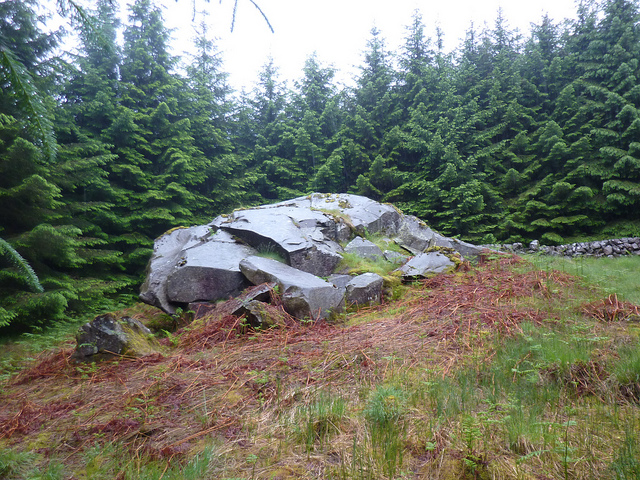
[140,225,212,313]
[165,233,256,304]
[239,256,344,320]
[139,193,487,319]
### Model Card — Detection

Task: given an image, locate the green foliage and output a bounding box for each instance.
[336,251,398,278]
[611,424,640,480]
[294,390,347,452]
[81,441,220,480]
[0,238,43,295]
[0,447,64,480]
[364,385,407,478]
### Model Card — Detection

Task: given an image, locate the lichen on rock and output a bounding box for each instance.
[73,313,161,362]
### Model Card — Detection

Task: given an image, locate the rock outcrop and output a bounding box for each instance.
[139,193,488,320]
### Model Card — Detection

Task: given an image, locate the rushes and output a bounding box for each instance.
[363,385,407,478]
[294,390,347,453]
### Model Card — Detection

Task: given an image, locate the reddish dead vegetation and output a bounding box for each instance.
[393,254,575,337]
[10,348,74,385]
[0,255,582,464]
[543,359,609,399]
[581,293,640,322]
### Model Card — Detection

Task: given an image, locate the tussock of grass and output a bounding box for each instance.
[1,254,640,478]
[335,251,398,277]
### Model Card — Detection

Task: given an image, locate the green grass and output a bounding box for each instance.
[0,448,65,480]
[525,253,640,304]
[293,390,347,453]
[255,243,287,263]
[610,421,640,480]
[364,385,407,478]
[79,442,220,480]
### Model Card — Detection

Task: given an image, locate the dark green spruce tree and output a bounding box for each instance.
[109,0,213,275]
[0,0,85,329]
[341,27,397,197]
[181,16,251,213]
[54,0,138,311]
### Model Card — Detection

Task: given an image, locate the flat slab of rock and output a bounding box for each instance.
[165,234,256,305]
[344,236,383,260]
[212,204,343,277]
[396,252,456,280]
[240,256,344,320]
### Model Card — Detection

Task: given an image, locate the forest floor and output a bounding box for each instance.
[1,253,640,479]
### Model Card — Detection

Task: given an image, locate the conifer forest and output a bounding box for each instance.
[2,0,640,331]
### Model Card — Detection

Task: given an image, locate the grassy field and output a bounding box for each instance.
[1,253,640,479]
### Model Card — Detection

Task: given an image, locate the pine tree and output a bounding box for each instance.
[290,54,340,192]
[0,0,59,161]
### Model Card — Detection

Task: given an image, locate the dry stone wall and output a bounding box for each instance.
[498,238,640,258]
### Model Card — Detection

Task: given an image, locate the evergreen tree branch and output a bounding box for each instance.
[230,0,274,33]
[0,46,57,162]
[56,0,93,29]
[0,237,44,293]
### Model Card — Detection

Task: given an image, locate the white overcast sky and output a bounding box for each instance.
[69,0,580,91]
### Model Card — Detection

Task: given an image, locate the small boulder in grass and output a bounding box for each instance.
[396,252,457,281]
[73,313,161,362]
[344,236,383,260]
